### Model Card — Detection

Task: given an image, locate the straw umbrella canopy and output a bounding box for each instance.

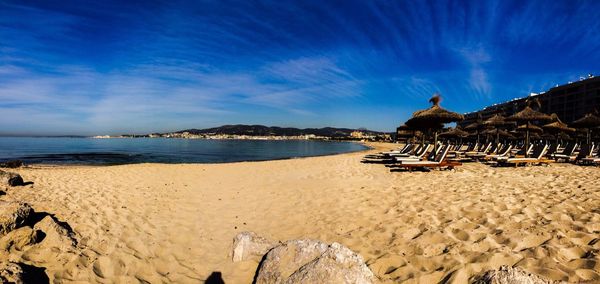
[439,127,469,146]
[482,128,514,139]
[528,132,541,140]
[507,98,552,157]
[463,113,484,144]
[516,122,543,133]
[405,94,464,153]
[541,133,555,140]
[542,114,575,133]
[396,124,414,138]
[571,112,600,145]
[396,124,423,144]
[557,132,572,141]
[439,127,469,138]
[542,113,575,145]
[483,113,514,144]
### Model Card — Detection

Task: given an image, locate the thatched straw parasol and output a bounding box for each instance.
[439,127,469,138]
[396,124,423,144]
[543,114,575,133]
[542,113,575,145]
[440,127,469,146]
[516,123,543,133]
[557,132,571,141]
[507,98,552,157]
[571,112,600,145]
[396,124,413,138]
[405,94,464,153]
[541,133,555,140]
[482,128,514,138]
[463,113,485,144]
[483,113,514,144]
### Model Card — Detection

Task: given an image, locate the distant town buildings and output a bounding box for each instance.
[92,129,392,142]
[459,75,600,127]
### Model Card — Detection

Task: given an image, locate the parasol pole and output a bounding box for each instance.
[496,129,499,145]
[587,128,591,146]
[525,128,530,158]
[434,130,438,154]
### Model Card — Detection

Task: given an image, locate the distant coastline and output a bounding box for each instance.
[90,124,394,142]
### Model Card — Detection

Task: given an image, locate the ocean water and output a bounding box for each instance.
[0,137,368,165]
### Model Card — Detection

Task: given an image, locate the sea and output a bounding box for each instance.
[0,137,368,165]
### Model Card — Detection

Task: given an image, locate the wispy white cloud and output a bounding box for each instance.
[0,54,364,134]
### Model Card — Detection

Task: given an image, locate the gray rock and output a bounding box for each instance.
[0,201,33,236]
[232,231,277,262]
[473,265,565,284]
[255,239,375,284]
[0,262,24,284]
[0,170,24,187]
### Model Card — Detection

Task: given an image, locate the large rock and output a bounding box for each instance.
[232,231,278,262]
[0,261,25,283]
[33,215,77,248]
[255,239,375,284]
[0,201,33,236]
[473,266,564,284]
[0,170,24,187]
[0,226,42,251]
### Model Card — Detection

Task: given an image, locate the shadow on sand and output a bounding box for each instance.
[205,271,225,284]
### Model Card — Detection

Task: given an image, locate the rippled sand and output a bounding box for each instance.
[3,142,600,283]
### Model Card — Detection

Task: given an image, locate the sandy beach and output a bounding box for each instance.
[1,142,599,283]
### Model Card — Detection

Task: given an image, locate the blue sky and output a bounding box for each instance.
[1,0,599,135]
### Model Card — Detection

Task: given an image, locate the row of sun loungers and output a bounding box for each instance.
[362,143,461,171]
[363,141,600,171]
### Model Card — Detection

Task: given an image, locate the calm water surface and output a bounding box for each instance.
[0,137,368,165]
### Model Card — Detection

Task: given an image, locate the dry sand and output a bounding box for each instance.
[2,142,600,283]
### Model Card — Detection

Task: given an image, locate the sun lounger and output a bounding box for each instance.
[484,144,513,160]
[389,145,462,171]
[465,142,491,156]
[390,144,434,163]
[570,144,595,164]
[498,144,551,166]
[545,143,560,157]
[552,142,578,161]
[363,144,412,159]
[452,142,477,154]
[496,144,533,161]
[581,147,600,165]
[362,143,419,163]
[467,143,500,159]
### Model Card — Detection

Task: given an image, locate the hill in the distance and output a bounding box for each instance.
[169,124,388,137]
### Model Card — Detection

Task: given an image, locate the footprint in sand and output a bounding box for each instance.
[557,246,586,261]
[451,228,469,241]
[512,234,552,252]
[575,269,600,282]
[93,256,114,278]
